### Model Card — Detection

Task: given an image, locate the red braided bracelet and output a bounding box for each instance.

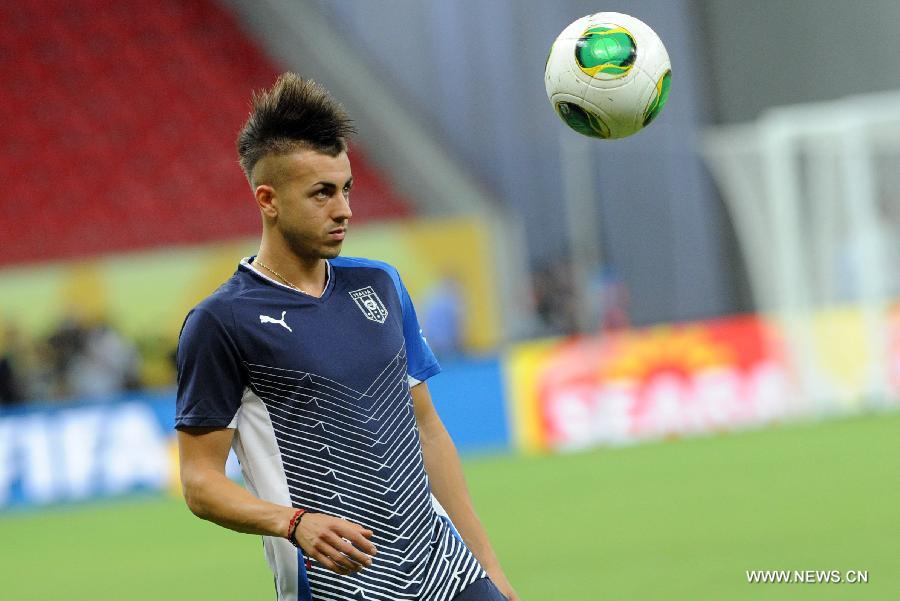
[286,508,306,547]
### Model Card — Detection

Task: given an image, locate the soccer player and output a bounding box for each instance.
[175,73,518,601]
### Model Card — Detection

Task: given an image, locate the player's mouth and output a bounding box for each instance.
[327,227,346,241]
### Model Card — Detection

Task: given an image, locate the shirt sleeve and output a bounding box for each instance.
[175,306,246,429]
[397,274,441,384]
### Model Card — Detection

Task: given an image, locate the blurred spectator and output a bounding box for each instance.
[5,314,145,403]
[66,320,141,398]
[422,274,464,359]
[46,315,88,397]
[0,322,26,406]
[27,340,58,402]
[532,260,579,336]
[596,266,630,333]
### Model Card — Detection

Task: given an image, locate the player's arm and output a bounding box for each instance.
[177,426,376,575]
[411,383,519,601]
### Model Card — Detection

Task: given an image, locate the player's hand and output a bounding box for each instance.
[294,512,377,575]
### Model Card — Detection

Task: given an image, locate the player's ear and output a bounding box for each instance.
[255,185,278,218]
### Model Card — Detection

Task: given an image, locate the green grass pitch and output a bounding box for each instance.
[1,411,897,600]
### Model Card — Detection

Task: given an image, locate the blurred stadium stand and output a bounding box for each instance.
[0,0,894,426]
[0,0,437,404]
[0,0,411,267]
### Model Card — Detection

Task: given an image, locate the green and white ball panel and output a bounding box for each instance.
[575,25,636,79]
[643,70,672,126]
[552,93,612,139]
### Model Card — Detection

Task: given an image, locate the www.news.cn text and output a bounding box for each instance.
[746,570,869,584]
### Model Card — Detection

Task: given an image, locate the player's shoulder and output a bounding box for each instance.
[331,255,399,276]
[332,256,408,306]
[332,256,404,288]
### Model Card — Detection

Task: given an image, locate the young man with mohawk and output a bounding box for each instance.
[175,73,517,601]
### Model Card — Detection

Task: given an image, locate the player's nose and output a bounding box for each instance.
[332,192,352,221]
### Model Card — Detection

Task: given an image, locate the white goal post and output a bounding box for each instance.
[701,91,900,413]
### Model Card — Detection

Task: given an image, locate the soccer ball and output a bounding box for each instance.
[545,12,671,139]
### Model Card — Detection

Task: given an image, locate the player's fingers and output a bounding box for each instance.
[349,534,378,557]
[337,523,378,555]
[319,537,363,573]
[328,552,358,574]
[334,537,374,567]
[312,549,354,575]
[323,534,370,570]
[322,557,352,575]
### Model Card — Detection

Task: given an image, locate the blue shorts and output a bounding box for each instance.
[452,577,508,601]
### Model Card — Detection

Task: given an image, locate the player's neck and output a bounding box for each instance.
[254,244,328,297]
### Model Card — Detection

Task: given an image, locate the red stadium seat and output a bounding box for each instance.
[0,0,412,266]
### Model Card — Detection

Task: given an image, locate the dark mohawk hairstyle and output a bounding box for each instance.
[237,72,356,183]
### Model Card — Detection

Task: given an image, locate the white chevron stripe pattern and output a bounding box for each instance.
[245,346,486,601]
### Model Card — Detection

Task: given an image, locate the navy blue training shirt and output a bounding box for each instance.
[176,257,486,601]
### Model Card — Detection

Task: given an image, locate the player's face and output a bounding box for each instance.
[273,149,353,261]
